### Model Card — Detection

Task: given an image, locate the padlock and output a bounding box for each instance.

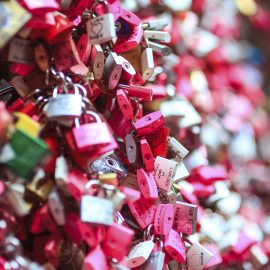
[154,204,174,235]
[80,180,114,226]
[87,0,116,45]
[141,240,166,270]
[137,168,158,199]
[44,12,73,44]
[144,30,171,43]
[118,56,136,84]
[102,222,134,261]
[158,188,177,204]
[128,196,156,229]
[164,229,186,264]
[90,44,105,80]
[134,111,165,136]
[46,84,83,124]
[141,39,155,81]
[119,46,142,72]
[173,158,190,182]
[141,18,169,30]
[167,136,189,159]
[83,245,108,270]
[14,112,40,137]
[153,156,178,192]
[77,34,92,65]
[146,127,170,158]
[19,0,59,15]
[103,52,123,90]
[147,41,172,57]
[116,89,134,120]
[118,84,153,101]
[125,133,140,164]
[8,37,34,65]
[48,188,66,226]
[140,139,155,172]
[54,155,69,192]
[26,170,54,202]
[127,239,155,268]
[114,26,143,53]
[186,242,213,270]
[173,202,197,235]
[72,111,111,151]
[0,129,49,179]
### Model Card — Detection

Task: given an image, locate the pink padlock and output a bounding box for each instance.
[134,111,165,136]
[102,223,134,261]
[118,84,153,101]
[128,196,157,229]
[116,89,134,120]
[154,204,174,235]
[137,168,158,199]
[140,139,155,172]
[83,245,108,270]
[19,0,59,14]
[164,229,186,264]
[120,8,141,26]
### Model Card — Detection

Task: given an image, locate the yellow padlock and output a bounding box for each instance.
[14,112,40,137]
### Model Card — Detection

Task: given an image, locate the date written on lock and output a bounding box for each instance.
[153,156,178,192]
[173,201,198,235]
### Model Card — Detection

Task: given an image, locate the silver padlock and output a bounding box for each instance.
[91,155,128,182]
[103,51,123,90]
[48,188,66,226]
[148,40,172,56]
[143,30,171,43]
[141,239,165,270]
[141,38,154,81]
[167,136,189,159]
[46,83,83,125]
[87,0,116,45]
[141,18,169,30]
[80,180,114,226]
[186,242,213,270]
[127,225,155,268]
[91,44,105,80]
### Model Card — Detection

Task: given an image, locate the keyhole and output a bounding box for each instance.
[145,116,151,121]
[114,74,118,79]
[128,145,134,151]
[145,154,151,160]
[97,62,102,68]
[106,158,115,166]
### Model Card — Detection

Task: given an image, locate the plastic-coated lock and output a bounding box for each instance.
[118,84,153,101]
[90,44,105,80]
[137,168,158,200]
[77,34,92,65]
[134,111,165,136]
[153,156,178,192]
[164,229,186,264]
[144,30,171,43]
[0,129,48,179]
[72,111,111,152]
[102,223,134,261]
[116,89,134,120]
[128,196,156,229]
[127,240,155,268]
[154,204,174,235]
[173,201,197,235]
[186,242,213,270]
[140,139,155,172]
[120,8,141,26]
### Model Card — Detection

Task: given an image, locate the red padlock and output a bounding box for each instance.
[134,111,165,136]
[137,168,158,199]
[76,34,92,65]
[140,139,155,172]
[116,89,134,120]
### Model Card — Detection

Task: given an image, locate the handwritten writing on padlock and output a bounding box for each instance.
[87,1,116,45]
[173,202,198,235]
[72,111,111,152]
[153,156,178,192]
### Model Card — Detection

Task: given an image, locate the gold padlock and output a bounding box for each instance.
[14,112,40,137]
[120,46,142,72]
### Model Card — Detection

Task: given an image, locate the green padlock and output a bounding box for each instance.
[2,129,49,179]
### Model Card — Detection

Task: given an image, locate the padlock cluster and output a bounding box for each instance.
[1,0,270,269]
